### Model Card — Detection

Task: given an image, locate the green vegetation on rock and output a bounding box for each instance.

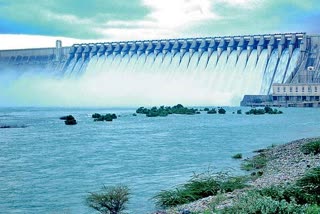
[245,107,283,115]
[92,113,118,122]
[232,153,243,159]
[241,153,268,171]
[136,104,198,117]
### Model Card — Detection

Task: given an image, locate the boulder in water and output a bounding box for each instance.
[60,115,77,125]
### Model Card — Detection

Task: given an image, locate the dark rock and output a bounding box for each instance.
[111,114,117,119]
[61,115,77,125]
[65,119,77,125]
[218,108,226,114]
[0,125,27,129]
[132,113,137,116]
[92,113,101,118]
[257,171,264,176]
[207,108,217,114]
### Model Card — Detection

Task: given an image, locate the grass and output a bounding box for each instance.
[301,140,320,155]
[240,153,268,171]
[153,171,248,208]
[232,153,242,159]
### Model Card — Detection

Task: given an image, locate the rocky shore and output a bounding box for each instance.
[156,137,320,214]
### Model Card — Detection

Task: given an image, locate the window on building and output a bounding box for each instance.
[283,87,286,92]
[315,87,318,92]
[302,87,305,92]
[308,86,312,92]
[290,87,292,93]
[277,87,280,93]
[296,87,298,92]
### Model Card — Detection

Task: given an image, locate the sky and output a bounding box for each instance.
[0,0,319,49]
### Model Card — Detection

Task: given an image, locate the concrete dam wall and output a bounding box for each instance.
[1,32,319,106]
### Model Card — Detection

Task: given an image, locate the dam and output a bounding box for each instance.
[0,33,319,106]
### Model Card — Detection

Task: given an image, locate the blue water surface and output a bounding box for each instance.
[1,107,320,213]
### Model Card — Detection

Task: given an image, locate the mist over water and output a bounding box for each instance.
[0,49,299,107]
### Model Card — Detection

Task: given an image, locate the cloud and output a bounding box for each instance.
[99,0,220,40]
[0,0,319,48]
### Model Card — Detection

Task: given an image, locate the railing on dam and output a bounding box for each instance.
[69,33,306,61]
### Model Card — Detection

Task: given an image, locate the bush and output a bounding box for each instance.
[305,205,320,214]
[301,141,320,155]
[296,167,320,204]
[221,191,307,214]
[153,171,247,208]
[204,107,209,111]
[237,110,242,114]
[241,153,268,171]
[86,185,130,214]
[232,153,242,159]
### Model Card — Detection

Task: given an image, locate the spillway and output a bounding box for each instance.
[0,33,316,106]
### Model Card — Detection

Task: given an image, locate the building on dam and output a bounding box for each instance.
[0,32,320,107]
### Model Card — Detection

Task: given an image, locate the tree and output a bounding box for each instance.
[86,185,130,214]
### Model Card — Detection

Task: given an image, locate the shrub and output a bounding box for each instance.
[153,171,247,208]
[219,176,248,193]
[232,153,242,159]
[301,141,320,155]
[296,167,320,204]
[241,153,268,171]
[86,185,130,214]
[221,191,306,214]
[237,110,242,114]
[204,107,209,111]
[305,205,320,214]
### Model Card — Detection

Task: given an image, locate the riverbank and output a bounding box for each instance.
[157,137,320,214]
